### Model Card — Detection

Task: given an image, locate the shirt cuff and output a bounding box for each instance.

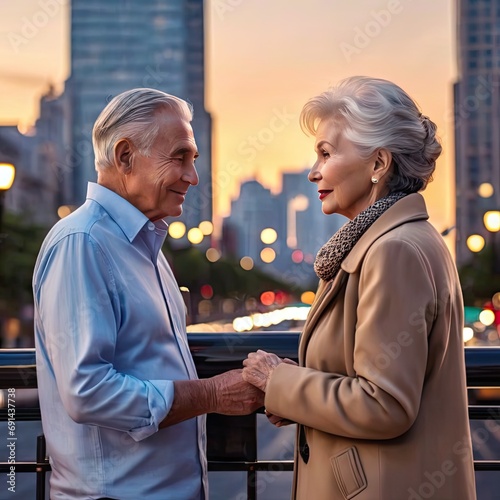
[127,380,174,442]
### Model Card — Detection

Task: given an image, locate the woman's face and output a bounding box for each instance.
[308,118,381,220]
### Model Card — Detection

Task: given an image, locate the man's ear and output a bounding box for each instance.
[373,148,392,176]
[113,139,133,174]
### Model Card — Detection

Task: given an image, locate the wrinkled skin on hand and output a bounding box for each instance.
[242,350,298,426]
[209,369,264,415]
[242,349,296,391]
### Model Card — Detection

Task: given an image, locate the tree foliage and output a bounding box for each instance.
[459,246,500,306]
[0,213,49,316]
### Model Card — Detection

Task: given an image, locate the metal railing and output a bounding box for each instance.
[1,334,500,499]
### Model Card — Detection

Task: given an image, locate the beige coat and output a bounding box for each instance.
[266,194,476,500]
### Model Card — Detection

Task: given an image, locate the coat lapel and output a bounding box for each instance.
[299,271,348,364]
[298,193,429,366]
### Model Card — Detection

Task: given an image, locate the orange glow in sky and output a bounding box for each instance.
[0,0,456,240]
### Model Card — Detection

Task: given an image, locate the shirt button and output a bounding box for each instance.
[147,222,155,231]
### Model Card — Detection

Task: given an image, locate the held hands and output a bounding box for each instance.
[242,349,296,392]
[242,350,298,427]
[207,369,264,415]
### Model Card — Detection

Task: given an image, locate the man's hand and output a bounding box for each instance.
[160,369,264,428]
[207,369,264,415]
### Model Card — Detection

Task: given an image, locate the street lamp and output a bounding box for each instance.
[466,234,485,253]
[483,210,500,275]
[484,211,500,233]
[0,163,16,237]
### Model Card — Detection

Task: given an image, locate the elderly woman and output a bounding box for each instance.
[243,77,476,500]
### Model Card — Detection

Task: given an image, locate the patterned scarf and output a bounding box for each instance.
[314,192,407,281]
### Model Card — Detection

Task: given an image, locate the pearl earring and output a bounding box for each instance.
[371,177,379,184]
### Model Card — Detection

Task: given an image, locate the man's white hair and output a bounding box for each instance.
[92,88,193,171]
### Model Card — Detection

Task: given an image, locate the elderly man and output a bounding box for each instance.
[33,88,264,499]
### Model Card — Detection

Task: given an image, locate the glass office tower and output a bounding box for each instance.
[454,0,500,264]
[69,0,212,226]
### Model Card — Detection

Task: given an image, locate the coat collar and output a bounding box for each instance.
[298,193,428,363]
[341,192,429,275]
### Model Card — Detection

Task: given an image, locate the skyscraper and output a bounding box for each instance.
[454,0,500,264]
[69,0,212,226]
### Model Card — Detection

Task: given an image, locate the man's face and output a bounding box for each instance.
[124,113,199,220]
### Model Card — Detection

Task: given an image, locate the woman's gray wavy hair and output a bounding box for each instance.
[92,88,193,171]
[300,76,442,193]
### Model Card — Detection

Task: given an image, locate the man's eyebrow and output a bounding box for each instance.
[171,147,199,157]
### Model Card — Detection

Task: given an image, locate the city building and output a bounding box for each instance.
[222,172,344,286]
[279,169,344,258]
[35,86,72,211]
[223,180,280,262]
[0,119,61,228]
[69,0,212,227]
[454,0,500,265]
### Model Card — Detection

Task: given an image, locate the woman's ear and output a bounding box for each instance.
[373,148,392,176]
[113,139,133,174]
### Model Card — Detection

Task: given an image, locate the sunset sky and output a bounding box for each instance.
[0,0,456,234]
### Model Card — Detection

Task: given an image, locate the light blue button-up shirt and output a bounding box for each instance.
[33,183,208,499]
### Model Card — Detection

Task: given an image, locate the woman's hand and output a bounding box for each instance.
[242,350,298,392]
[243,351,298,426]
[264,409,295,427]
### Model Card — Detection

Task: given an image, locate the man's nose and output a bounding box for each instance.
[185,163,199,186]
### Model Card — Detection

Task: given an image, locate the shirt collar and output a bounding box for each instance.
[86,182,162,242]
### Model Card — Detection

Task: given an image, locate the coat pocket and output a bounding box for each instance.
[330,446,367,500]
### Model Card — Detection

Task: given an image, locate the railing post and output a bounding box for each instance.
[36,434,46,500]
[247,464,256,500]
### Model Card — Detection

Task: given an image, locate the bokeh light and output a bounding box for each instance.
[479,309,495,326]
[0,163,16,190]
[199,220,214,235]
[463,327,474,343]
[291,249,304,263]
[57,205,73,219]
[198,300,212,317]
[168,221,186,239]
[206,248,221,262]
[240,256,254,270]
[200,284,213,299]
[484,211,500,232]
[260,228,278,244]
[466,234,485,253]
[478,183,494,198]
[492,292,500,310]
[301,291,315,305]
[260,247,276,263]
[260,291,275,306]
[187,227,204,244]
